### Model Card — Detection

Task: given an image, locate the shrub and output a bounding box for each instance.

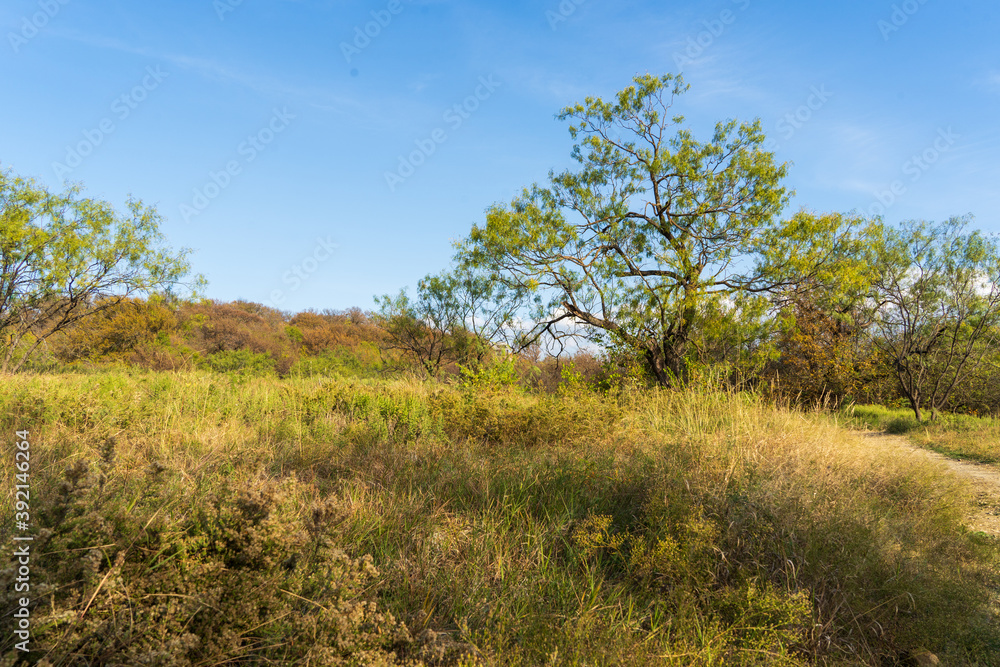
[458,354,521,392]
[50,297,178,363]
[429,385,621,447]
[290,346,384,379]
[323,382,438,445]
[289,308,386,357]
[200,349,276,377]
[177,301,298,375]
[530,352,606,393]
[0,452,416,665]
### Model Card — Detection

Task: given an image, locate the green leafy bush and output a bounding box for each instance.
[200,349,276,377]
[458,354,521,392]
[290,348,383,379]
[429,386,621,447]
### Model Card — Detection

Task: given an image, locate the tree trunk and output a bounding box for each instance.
[664,305,695,387]
[895,362,923,422]
[664,342,688,387]
[645,312,693,388]
[645,346,675,388]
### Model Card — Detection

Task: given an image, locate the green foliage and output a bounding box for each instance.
[51,296,179,363]
[323,382,437,445]
[430,382,621,447]
[688,293,779,389]
[288,308,387,358]
[200,349,276,377]
[772,291,876,408]
[177,301,299,375]
[285,324,305,343]
[2,373,998,664]
[0,167,201,373]
[866,216,1000,421]
[458,354,521,392]
[568,511,813,657]
[555,360,588,396]
[289,346,384,379]
[0,452,414,665]
[530,352,607,393]
[374,269,522,378]
[886,415,920,434]
[591,341,655,392]
[457,74,870,389]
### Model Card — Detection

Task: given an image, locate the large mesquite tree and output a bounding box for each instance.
[0,167,200,372]
[458,74,866,386]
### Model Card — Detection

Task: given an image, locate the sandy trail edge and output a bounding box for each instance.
[864,432,1000,536]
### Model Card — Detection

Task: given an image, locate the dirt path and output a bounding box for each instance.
[867,432,1000,536]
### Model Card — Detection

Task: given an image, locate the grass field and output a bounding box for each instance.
[848,404,1000,465]
[1,372,999,665]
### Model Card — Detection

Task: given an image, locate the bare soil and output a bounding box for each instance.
[868,432,1000,536]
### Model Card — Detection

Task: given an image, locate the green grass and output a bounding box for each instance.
[1,373,999,665]
[847,404,1000,464]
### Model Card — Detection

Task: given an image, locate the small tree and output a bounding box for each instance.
[1,169,201,372]
[867,216,1000,421]
[773,291,872,408]
[374,269,523,378]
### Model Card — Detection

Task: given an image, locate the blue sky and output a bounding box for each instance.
[1,0,997,313]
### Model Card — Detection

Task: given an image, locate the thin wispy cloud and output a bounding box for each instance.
[45,28,362,114]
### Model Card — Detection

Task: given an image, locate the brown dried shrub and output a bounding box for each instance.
[50,297,177,363]
[177,300,298,375]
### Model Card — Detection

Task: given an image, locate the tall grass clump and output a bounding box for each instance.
[1,373,997,665]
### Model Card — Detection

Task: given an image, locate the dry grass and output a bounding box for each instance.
[1,372,998,665]
[848,404,1000,464]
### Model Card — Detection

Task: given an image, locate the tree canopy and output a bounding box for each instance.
[0,166,201,372]
[865,216,1000,420]
[374,269,525,377]
[458,73,869,386]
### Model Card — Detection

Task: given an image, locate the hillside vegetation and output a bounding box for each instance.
[2,372,998,665]
[4,74,1000,666]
